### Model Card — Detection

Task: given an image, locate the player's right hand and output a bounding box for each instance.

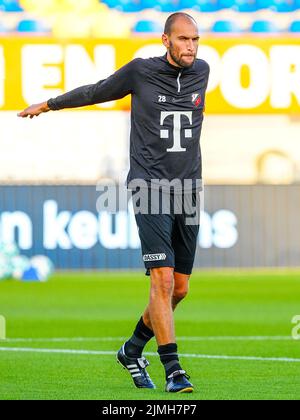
[17,102,50,119]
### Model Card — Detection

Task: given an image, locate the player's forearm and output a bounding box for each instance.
[48,60,137,110]
[47,84,101,110]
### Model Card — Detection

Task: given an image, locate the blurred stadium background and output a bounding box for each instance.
[1,0,300,35]
[0,0,300,270]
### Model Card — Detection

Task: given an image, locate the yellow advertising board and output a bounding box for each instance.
[0,36,299,114]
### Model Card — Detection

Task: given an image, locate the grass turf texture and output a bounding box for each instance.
[0,270,300,400]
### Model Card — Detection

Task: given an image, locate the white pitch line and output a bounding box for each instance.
[0,347,115,355]
[1,336,294,343]
[2,337,127,343]
[177,336,293,342]
[0,346,300,363]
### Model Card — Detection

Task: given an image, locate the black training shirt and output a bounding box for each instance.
[48,54,210,193]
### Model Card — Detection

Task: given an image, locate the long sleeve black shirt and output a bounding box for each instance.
[48,54,210,193]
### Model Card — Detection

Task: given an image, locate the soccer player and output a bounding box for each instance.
[18,12,210,393]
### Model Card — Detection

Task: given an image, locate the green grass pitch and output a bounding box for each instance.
[0,270,300,400]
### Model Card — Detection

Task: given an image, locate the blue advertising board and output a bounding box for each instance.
[0,185,298,269]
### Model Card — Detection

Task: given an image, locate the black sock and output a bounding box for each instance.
[124,317,154,358]
[158,343,182,379]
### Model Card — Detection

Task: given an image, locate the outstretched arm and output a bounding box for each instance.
[17,58,139,118]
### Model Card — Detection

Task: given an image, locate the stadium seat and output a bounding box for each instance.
[100,0,119,9]
[178,0,198,8]
[256,0,297,9]
[218,0,236,9]
[234,0,260,12]
[137,0,149,9]
[138,0,179,11]
[142,0,220,11]
[17,19,51,33]
[133,19,164,33]
[193,0,221,11]
[106,0,143,12]
[0,0,24,11]
[270,0,297,12]
[156,0,182,12]
[255,0,273,8]
[290,20,300,32]
[212,20,243,32]
[102,0,141,11]
[251,20,280,32]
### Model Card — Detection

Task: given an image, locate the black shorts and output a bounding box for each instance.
[133,189,200,276]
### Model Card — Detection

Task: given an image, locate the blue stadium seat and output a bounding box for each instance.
[178,0,198,8]
[159,0,182,12]
[101,0,120,8]
[290,20,300,32]
[117,0,143,12]
[17,19,51,33]
[234,0,260,11]
[212,20,243,32]
[257,0,297,10]
[251,20,280,32]
[139,0,153,9]
[142,0,220,11]
[133,20,164,33]
[218,0,236,9]
[101,0,142,11]
[0,0,23,12]
[193,0,221,11]
[101,0,122,9]
[104,0,221,12]
[271,0,297,12]
[256,0,273,8]
[101,0,115,6]
[140,0,181,11]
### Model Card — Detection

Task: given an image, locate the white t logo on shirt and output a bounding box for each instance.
[160,111,193,152]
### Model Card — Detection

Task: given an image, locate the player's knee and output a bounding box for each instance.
[173,286,189,303]
[150,267,174,298]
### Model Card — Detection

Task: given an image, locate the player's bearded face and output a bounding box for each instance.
[169,40,197,68]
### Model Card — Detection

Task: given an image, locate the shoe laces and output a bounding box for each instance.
[137,357,152,384]
[137,357,150,370]
[168,370,190,380]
